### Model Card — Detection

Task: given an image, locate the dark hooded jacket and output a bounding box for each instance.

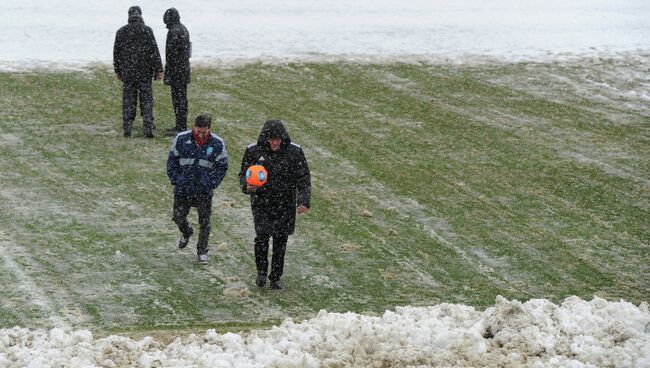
[163,8,191,85]
[113,13,163,82]
[239,120,311,236]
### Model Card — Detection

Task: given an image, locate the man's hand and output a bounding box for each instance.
[116,74,122,81]
[297,205,309,214]
[155,71,163,80]
[246,184,260,193]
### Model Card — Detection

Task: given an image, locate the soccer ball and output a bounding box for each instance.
[246,165,268,186]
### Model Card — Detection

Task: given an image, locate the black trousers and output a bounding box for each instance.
[122,79,154,136]
[172,195,212,255]
[170,82,188,131]
[254,234,288,281]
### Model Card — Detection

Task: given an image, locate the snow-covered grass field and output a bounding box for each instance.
[0,57,648,366]
[1,0,649,365]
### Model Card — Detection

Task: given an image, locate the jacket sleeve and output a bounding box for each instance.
[170,29,189,61]
[164,29,187,84]
[113,31,122,76]
[167,138,180,184]
[239,147,254,193]
[295,147,311,208]
[240,145,271,195]
[211,143,228,189]
[147,28,164,74]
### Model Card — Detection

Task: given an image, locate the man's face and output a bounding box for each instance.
[194,126,210,139]
[267,137,282,151]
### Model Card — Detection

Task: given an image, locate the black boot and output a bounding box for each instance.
[165,127,182,136]
[256,274,267,287]
[177,227,193,249]
[270,279,282,290]
[123,121,133,137]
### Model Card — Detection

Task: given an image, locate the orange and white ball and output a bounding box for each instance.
[246,165,268,186]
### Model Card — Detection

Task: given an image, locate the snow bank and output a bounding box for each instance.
[1,296,648,367]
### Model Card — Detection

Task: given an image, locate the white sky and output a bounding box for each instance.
[0,1,649,366]
[0,0,648,69]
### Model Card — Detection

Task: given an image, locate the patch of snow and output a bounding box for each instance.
[0,230,71,329]
[1,297,648,367]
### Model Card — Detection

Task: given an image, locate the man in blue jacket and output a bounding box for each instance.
[167,114,228,264]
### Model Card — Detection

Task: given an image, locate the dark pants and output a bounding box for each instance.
[172,195,212,255]
[122,80,154,136]
[254,234,288,281]
[170,82,188,131]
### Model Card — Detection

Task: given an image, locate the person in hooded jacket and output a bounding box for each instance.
[167,114,228,264]
[113,6,163,138]
[239,120,311,289]
[162,8,192,136]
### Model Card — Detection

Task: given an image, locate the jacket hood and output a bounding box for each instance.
[257,120,291,147]
[128,6,141,17]
[164,8,180,27]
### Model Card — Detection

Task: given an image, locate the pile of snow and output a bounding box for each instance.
[2,296,648,367]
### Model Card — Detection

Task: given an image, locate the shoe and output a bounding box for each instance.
[177,228,193,249]
[255,274,267,287]
[143,133,154,139]
[270,279,282,290]
[164,127,182,136]
[123,121,133,137]
[198,254,208,265]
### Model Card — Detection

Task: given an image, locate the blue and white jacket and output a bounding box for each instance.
[167,130,228,197]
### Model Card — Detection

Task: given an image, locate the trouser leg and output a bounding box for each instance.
[254,234,271,276]
[171,82,188,131]
[195,196,212,255]
[122,82,137,134]
[269,235,288,282]
[172,196,192,237]
[139,80,154,136]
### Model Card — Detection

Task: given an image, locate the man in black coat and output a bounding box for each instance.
[239,120,311,290]
[162,8,192,136]
[113,6,163,138]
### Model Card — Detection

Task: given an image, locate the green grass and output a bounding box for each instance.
[0,59,647,336]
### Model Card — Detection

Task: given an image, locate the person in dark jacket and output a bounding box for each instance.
[167,114,228,264]
[113,6,163,138]
[162,8,192,136]
[239,120,311,289]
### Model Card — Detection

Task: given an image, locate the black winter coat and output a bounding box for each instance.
[113,14,163,83]
[163,8,191,85]
[239,120,311,236]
